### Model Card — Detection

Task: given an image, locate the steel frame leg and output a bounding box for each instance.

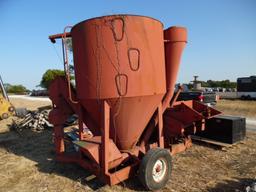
[101,100,110,175]
[54,125,65,154]
[158,103,164,148]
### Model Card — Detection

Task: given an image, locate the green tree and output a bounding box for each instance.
[40,69,65,89]
[207,80,218,87]
[3,83,11,92]
[205,79,236,88]
[200,81,209,87]
[7,85,28,94]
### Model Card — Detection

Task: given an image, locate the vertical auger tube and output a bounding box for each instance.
[162,26,187,110]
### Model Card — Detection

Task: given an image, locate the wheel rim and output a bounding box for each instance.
[9,106,15,112]
[152,158,167,183]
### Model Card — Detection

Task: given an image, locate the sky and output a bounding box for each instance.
[0,0,256,90]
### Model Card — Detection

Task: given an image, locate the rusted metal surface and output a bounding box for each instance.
[49,32,71,43]
[163,100,221,139]
[170,85,183,107]
[170,137,193,155]
[162,26,187,110]
[73,136,123,166]
[139,27,187,147]
[71,15,166,150]
[102,101,110,174]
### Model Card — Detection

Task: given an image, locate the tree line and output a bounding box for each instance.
[199,80,237,88]
[4,83,29,94]
[3,70,237,94]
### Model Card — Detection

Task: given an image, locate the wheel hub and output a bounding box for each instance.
[152,158,167,182]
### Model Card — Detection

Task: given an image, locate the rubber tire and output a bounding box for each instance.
[139,148,172,191]
[1,113,9,119]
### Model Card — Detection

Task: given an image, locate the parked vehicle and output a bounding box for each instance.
[30,89,48,96]
[176,91,217,105]
[205,88,213,92]
[0,75,15,119]
[237,76,256,99]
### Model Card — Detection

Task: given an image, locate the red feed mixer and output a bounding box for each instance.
[48,15,220,190]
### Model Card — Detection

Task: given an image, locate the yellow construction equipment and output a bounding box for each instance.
[0,75,15,120]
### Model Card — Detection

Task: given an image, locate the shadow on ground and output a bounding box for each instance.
[0,129,144,191]
[207,178,256,192]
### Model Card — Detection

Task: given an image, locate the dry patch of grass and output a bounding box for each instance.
[1,129,255,192]
[215,99,256,119]
[10,97,51,111]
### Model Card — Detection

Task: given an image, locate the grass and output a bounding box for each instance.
[1,128,255,192]
[215,99,256,119]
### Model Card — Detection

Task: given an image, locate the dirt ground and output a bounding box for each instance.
[0,98,255,192]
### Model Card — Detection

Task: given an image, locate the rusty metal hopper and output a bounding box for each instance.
[70,15,186,150]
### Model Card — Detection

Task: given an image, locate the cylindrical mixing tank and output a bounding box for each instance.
[71,15,166,150]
